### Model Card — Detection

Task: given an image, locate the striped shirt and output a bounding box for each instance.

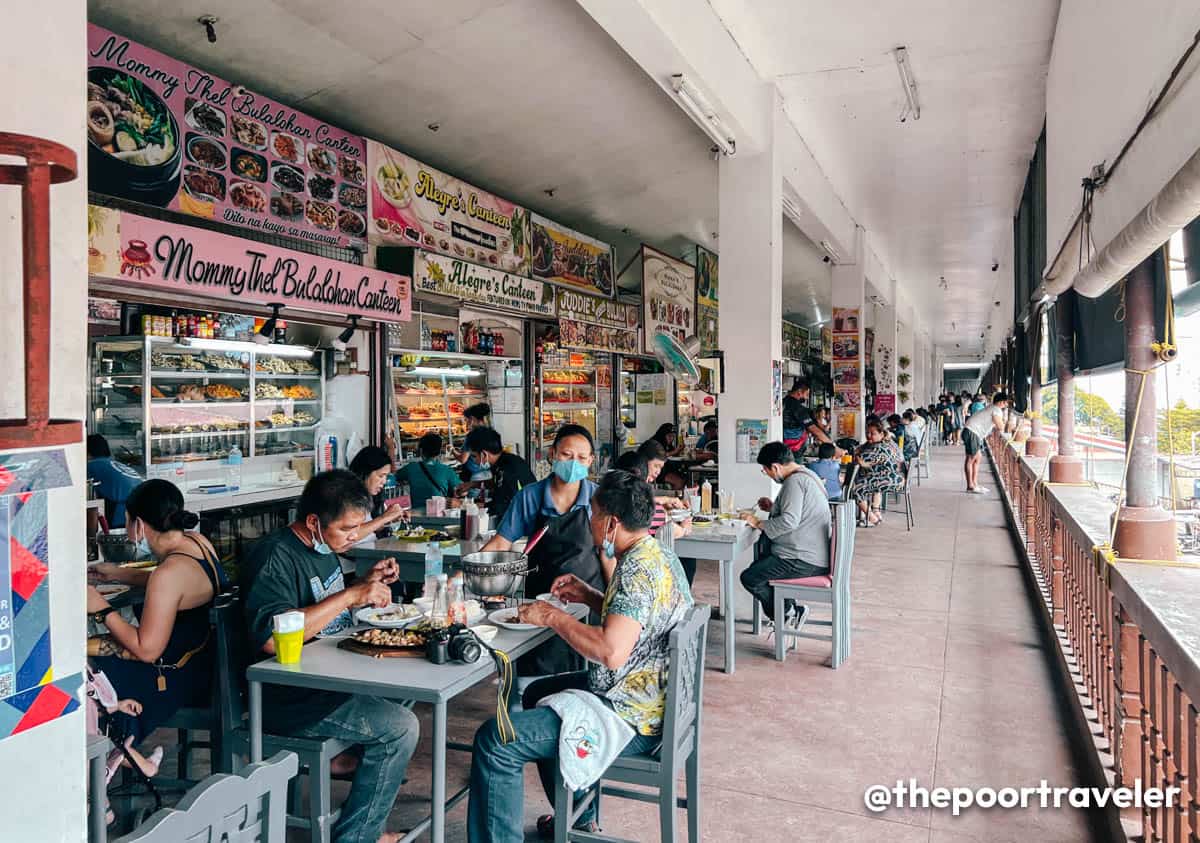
[649,502,668,536]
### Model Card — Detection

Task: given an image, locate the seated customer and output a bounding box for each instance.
[348,445,408,537]
[851,418,907,526]
[806,442,843,501]
[243,470,417,843]
[613,450,694,583]
[738,442,831,625]
[467,470,693,842]
[901,410,921,461]
[394,433,460,511]
[462,426,536,519]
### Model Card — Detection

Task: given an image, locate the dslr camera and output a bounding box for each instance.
[426,623,482,665]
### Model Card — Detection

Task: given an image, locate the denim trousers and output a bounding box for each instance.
[292,695,419,843]
[467,672,660,843]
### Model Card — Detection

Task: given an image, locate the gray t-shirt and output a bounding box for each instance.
[965,403,1006,439]
[762,468,831,569]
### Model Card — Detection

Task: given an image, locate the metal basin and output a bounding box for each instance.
[458,550,534,597]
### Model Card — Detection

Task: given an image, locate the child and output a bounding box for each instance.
[86,665,163,823]
[807,442,843,501]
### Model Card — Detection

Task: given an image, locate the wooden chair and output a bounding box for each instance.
[111,751,298,843]
[553,604,710,842]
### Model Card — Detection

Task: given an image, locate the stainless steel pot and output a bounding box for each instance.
[96,529,140,563]
[458,550,535,597]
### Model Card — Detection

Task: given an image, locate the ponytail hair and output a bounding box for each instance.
[125,479,199,532]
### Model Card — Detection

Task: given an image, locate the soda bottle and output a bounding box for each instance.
[494,330,505,356]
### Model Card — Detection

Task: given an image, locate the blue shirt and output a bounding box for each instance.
[498,476,596,542]
[806,459,842,500]
[86,457,142,527]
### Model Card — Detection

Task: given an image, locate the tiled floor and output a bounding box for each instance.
[148,447,1109,841]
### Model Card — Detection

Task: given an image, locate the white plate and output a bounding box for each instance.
[95,583,129,598]
[535,593,567,610]
[356,604,422,629]
[488,607,537,631]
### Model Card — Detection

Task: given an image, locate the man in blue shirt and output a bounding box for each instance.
[86,434,142,527]
[806,442,843,500]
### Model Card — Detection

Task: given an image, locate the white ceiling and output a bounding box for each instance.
[708,0,1058,355]
[87,0,719,267]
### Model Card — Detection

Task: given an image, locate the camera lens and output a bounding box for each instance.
[450,633,482,663]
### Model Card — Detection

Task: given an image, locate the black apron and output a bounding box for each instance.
[518,505,603,676]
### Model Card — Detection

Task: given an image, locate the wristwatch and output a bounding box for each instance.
[90,607,115,626]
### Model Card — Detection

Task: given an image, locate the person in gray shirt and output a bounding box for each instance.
[738,441,831,625]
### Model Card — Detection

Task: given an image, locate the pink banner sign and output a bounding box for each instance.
[873,394,896,414]
[97,210,411,323]
[87,24,368,248]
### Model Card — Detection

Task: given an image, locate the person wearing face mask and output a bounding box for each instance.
[738,442,831,627]
[86,479,229,746]
[480,424,601,675]
[467,469,693,842]
[348,445,408,540]
[460,426,535,518]
[453,403,494,485]
[242,469,416,843]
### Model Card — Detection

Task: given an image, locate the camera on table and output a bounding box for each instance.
[426,623,482,665]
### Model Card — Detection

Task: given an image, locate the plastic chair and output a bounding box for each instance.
[553,604,711,842]
[763,501,856,667]
[111,751,298,843]
[881,460,915,531]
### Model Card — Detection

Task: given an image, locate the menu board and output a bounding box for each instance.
[87,25,367,248]
[696,245,718,308]
[368,141,529,275]
[413,250,554,317]
[641,245,695,352]
[531,214,615,297]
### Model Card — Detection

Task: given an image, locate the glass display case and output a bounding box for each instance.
[388,352,495,454]
[534,349,598,454]
[89,335,324,469]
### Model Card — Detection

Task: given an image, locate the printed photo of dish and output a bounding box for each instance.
[231,114,267,150]
[231,148,268,183]
[271,131,302,165]
[87,67,182,206]
[305,199,336,230]
[338,155,365,185]
[270,190,304,221]
[338,183,366,210]
[182,165,226,202]
[338,209,366,237]
[270,162,304,194]
[307,144,336,175]
[229,179,267,212]
[184,100,226,139]
[307,173,335,202]
[376,161,412,208]
[185,134,226,170]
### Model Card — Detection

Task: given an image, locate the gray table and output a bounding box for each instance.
[247,604,586,843]
[675,522,759,674]
[88,734,112,843]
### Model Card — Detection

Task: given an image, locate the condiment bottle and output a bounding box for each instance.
[431,573,449,628]
[700,479,713,514]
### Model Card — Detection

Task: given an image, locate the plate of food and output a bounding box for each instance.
[338,209,366,237]
[94,583,130,598]
[231,114,267,150]
[488,607,537,631]
[341,625,431,657]
[270,190,304,221]
[393,527,456,546]
[271,131,303,165]
[230,180,267,212]
[305,199,337,230]
[231,148,268,182]
[356,603,422,629]
[307,144,337,176]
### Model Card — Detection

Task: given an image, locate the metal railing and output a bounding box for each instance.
[990,432,1197,841]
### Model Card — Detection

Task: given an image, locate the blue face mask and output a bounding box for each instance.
[309,523,333,555]
[600,518,617,559]
[132,521,152,559]
[553,459,589,484]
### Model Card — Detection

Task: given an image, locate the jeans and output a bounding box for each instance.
[741,552,828,620]
[292,696,419,843]
[467,672,660,843]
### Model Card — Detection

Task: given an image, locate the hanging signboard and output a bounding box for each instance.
[641,245,695,353]
[559,319,639,354]
[367,140,530,275]
[696,245,718,309]
[530,214,615,297]
[412,250,554,317]
[555,289,638,329]
[89,207,412,322]
[87,24,368,248]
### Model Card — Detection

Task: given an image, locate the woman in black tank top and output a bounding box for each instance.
[87,480,229,744]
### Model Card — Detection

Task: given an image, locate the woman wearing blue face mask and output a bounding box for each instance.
[86,479,230,746]
[480,424,601,675]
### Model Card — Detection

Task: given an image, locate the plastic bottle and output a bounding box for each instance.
[700,478,713,514]
[423,541,443,600]
[461,499,479,541]
[447,573,467,625]
[421,321,432,351]
[431,573,449,627]
[226,443,243,490]
[494,331,505,357]
[446,331,457,353]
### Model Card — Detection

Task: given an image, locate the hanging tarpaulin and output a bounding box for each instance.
[1074,247,1169,372]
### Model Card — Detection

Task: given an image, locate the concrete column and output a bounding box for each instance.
[1049,291,1084,482]
[831,229,866,439]
[717,85,782,505]
[873,281,898,411]
[1113,259,1175,560]
[1026,308,1051,457]
[897,315,914,408]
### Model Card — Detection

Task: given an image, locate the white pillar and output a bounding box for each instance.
[831,228,866,439]
[873,280,898,411]
[897,312,914,409]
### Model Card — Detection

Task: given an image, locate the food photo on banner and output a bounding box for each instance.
[641,244,695,350]
[87,24,367,247]
[555,288,640,354]
[832,307,860,333]
[832,334,860,361]
[368,140,529,274]
[832,362,860,387]
[529,213,614,297]
[696,245,718,308]
[834,388,861,409]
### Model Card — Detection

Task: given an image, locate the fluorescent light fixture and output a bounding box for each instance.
[892,46,921,122]
[406,366,481,379]
[670,74,736,157]
[181,336,314,358]
[818,240,842,264]
[781,194,803,225]
[943,362,983,370]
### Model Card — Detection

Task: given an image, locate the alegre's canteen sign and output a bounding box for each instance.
[414,251,555,317]
[88,207,411,322]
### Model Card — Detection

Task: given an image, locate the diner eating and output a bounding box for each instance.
[850,418,907,526]
[348,445,409,537]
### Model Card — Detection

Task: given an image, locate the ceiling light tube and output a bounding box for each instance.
[406,366,481,379]
[670,74,736,157]
[893,46,921,122]
[781,195,804,224]
[819,240,842,265]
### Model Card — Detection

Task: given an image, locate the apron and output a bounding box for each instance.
[518,505,602,676]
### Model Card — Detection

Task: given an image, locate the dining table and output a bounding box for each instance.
[346,534,492,582]
[246,603,587,843]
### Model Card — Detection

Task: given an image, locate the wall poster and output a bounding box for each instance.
[772,360,783,417]
[530,214,614,297]
[695,245,718,308]
[641,245,695,352]
[735,418,768,463]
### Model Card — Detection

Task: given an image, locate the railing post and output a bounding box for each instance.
[1051,516,1065,627]
[1116,604,1146,827]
